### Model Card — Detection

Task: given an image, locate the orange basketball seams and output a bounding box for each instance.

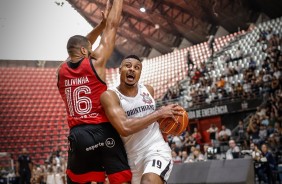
[159,107,189,136]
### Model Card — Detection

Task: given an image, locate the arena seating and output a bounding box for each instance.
[0,67,68,165]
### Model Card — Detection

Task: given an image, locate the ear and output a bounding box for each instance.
[80,47,88,55]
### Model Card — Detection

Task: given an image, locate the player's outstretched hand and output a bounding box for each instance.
[157,104,183,120]
[100,0,111,26]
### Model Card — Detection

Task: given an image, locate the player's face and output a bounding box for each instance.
[120,58,142,86]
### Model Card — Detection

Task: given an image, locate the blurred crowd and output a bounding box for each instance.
[2,147,67,184]
[161,26,282,109]
[162,25,282,183]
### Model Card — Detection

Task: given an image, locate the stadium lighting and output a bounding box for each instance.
[140,7,146,13]
[155,24,160,29]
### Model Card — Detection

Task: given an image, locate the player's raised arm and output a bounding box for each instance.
[91,0,123,79]
[86,0,111,45]
[100,90,182,137]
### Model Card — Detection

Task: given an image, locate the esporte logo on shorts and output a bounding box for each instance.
[105,138,115,148]
[85,138,115,151]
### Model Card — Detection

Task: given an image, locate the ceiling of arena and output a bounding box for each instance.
[66,0,282,68]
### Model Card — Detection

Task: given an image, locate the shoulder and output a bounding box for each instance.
[56,61,67,76]
[56,61,64,71]
[100,90,120,103]
[144,84,154,97]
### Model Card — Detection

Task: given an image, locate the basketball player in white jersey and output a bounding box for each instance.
[100,55,182,184]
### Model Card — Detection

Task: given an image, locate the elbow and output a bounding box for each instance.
[119,127,131,137]
[117,124,132,137]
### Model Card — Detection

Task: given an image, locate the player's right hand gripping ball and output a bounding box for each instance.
[159,106,189,136]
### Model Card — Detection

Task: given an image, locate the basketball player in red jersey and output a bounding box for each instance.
[57,0,132,183]
[100,55,183,184]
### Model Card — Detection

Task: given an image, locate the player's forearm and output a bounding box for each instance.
[86,22,105,45]
[119,109,162,137]
[106,0,123,28]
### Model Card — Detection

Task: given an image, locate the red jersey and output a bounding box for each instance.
[57,58,109,128]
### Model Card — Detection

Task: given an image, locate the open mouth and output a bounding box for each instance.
[126,73,135,82]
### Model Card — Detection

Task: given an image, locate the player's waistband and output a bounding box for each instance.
[69,121,110,130]
[127,140,171,159]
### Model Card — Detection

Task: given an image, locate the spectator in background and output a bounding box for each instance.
[225,82,235,99]
[234,62,242,74]
[271,76,280,95]
[242,81,252,99]
[273,66,281,80]
[208,35,215,60]
[234,120,247,149]
[257,28,267,43]
[181,132,192,152]
[266,27,274,41]
[16,148,32,184]
[268,122,282,154]
[199,62,208,76]
[261,144,276,183]
[249,142,265,183]
[216,76,226,89]
[202,144,210,161]
[262,71,273,96]
[192,68,202,83]
[256,71,264,88]
[192,127,202,146]
[187,148,205,162]
[206,87,218,104]
[218,125,231,142]
[186,50,195,72]
[262,57,271,71]
[263,71,273,83]
[247,116,260,144]
[251,142,262,162]
[251,77,260,97]
[259,124,268,144]
[226,140,240,160]
[248,56,256,71]
[234,46,243,60]
[185,135,196,155]
[234,82,244,98]
[181,151,189,163]
[206,124,218,147]
[170,141,181,156]
[218,125,231,152]
[171,150,181,163]
[221,53,232,64]
[46,156,64,184]
[171,135,183,149]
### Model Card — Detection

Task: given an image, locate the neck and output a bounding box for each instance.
[69,54,85,63]
[118,83,138,97]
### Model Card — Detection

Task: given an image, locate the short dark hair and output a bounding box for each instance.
[123,55,142,62]
[67,35,89,56]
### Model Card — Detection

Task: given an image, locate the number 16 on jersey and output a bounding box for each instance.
[65,86,92,116]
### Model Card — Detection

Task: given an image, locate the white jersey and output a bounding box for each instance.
[112,84,167,155]
[112,84,173,184]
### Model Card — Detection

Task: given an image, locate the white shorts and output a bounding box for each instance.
[128,142,173,184]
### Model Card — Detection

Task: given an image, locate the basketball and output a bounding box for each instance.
[159,106,189,136]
